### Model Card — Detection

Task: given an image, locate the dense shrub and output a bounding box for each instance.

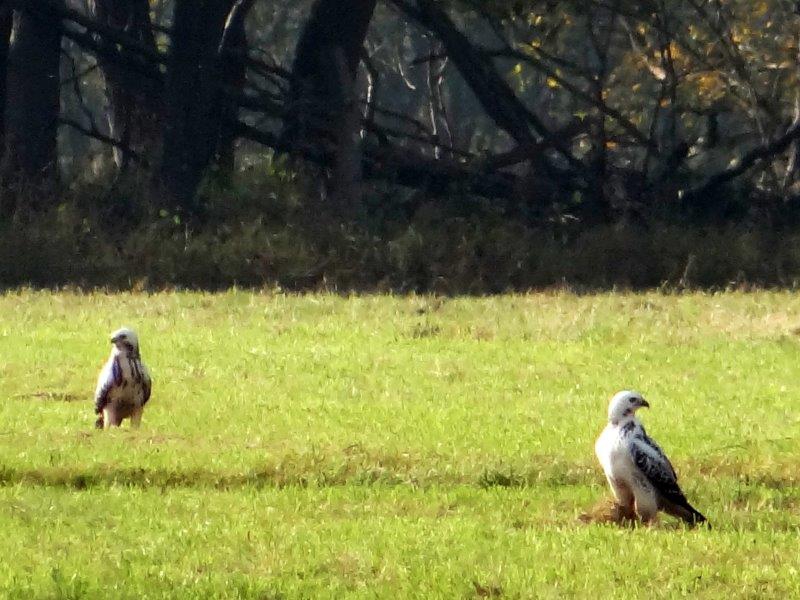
[3,169,800,292]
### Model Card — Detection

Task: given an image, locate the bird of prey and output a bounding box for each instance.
[595,390,707,526]
[94,328,152,429]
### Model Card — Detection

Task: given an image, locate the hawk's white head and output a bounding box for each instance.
[110,327,140,356]
[607,390,649,424]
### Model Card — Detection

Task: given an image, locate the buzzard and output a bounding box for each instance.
[94,328,152,429]
[595,390,707,526]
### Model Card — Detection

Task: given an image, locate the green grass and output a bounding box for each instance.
[0,290,799,598]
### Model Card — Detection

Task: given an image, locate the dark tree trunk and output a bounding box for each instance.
[3,6,61,189]
[329,47,364,214]
[283,0,377,217]
[157,0,235,210]
[0,6,12,151]
[215,0,254,182]
[90,0,162,173]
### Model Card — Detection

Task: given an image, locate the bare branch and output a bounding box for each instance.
[681,120,800,200]
[59,118,148,166]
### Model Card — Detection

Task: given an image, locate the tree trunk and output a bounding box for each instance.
[157,0,235,210]
[215,0,254,182]
[283,0,377,217]
[90,0,162,174]
[3,6,61,188]
[0,6,12,152]
[329,48,364,214]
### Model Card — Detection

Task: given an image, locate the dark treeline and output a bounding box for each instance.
[2,0,800,291]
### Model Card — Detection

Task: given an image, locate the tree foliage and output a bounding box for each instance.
[2,0,800,226]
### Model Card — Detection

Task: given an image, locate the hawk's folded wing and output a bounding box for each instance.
[628,431,689,508]
[141,363,152,405]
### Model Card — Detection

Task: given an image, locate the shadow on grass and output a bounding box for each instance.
[2,460,796,504]
[0,463,599,491]
[0,465,384,491]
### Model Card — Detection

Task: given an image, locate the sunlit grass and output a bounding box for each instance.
[1,290,799,597]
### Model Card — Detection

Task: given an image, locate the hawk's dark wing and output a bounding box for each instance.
[628,430,707,525]
[141,362,152,405]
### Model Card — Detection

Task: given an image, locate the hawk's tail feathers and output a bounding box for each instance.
[687,505,708,527]
[663,499,709,528]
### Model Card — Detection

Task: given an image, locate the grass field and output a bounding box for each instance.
[1,290,799,598]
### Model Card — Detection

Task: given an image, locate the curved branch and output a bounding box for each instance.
[391,0,585,176]
[680,121,800,200]
[59,118,148,166]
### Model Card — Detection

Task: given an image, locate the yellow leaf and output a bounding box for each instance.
[546,77,559,89]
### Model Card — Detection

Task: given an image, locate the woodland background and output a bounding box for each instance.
[3,0,800,291]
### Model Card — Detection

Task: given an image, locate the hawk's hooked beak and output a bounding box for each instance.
[639,399,650,409]
[110,334,121,344]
